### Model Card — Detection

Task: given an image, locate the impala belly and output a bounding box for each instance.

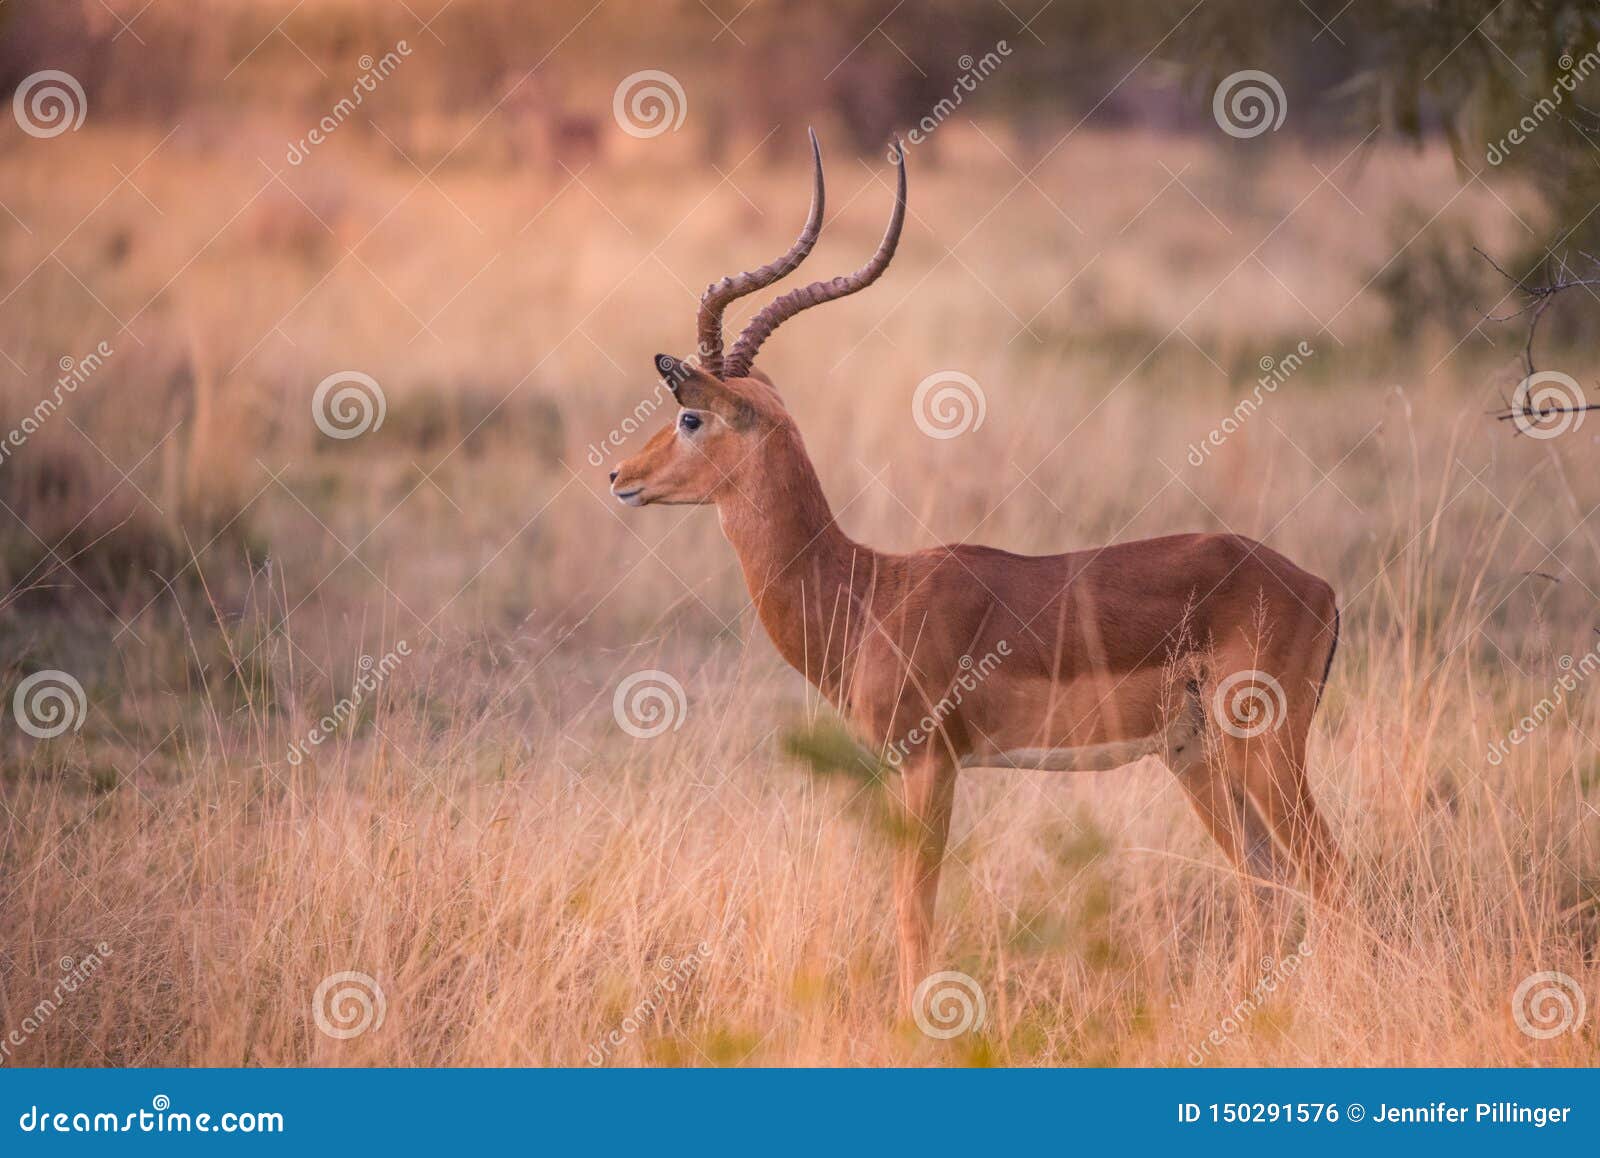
[954,667,1201,772]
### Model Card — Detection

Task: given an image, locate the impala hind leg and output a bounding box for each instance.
[1168,743,1292,994]
[891,755,957,1013]
[1162,683,1289,891]
[1237,731,1347,906]
[1166,723,1296,990]
[1168,747,1289,892]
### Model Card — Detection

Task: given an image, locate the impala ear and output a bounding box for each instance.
[654,353,753,425]
[655,353,714,404]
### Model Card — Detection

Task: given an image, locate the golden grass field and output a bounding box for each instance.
[1,113,1597,1066]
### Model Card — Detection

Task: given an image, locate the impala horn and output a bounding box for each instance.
[722,138,906,380]
[695,128,826,378]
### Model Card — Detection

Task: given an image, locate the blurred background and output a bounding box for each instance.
[1,0,1598,1066]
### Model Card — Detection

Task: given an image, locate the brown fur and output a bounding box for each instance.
[612,360,1346,1009]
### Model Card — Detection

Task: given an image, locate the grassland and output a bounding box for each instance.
[0,116,1596,1065]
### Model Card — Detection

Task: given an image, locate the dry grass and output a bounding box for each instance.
[1,118,1597,1066]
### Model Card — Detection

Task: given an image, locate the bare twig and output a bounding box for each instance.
[1476,247,1600,434]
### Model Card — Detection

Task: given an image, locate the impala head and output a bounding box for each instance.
[608,356,784,506]
[609,129,905,508]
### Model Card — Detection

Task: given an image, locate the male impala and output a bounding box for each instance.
[609,132,1346,1009]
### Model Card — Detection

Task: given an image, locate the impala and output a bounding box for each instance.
[609,132,1346,1009]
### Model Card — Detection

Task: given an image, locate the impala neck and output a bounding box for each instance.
[714,427,875,699]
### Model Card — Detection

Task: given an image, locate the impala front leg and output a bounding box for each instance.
[891,753,957,1013]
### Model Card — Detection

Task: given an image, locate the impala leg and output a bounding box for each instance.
[891,754,957,1012]
[1169,749,1289,892]
[1164,686,1289,892]
[1240,733,1348,907]
[1167,742,1295,990]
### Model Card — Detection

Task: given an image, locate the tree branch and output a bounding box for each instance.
[1476,247,1600,433]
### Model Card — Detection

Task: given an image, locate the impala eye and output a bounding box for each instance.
[679,412,702,433]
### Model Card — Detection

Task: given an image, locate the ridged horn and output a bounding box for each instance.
[694,128,825,377]
[723,139,906,379]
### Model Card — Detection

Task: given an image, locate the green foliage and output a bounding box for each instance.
[780,718,887,790]
[780,719,918,845]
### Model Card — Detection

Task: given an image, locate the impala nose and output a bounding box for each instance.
[609,470,618,483]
